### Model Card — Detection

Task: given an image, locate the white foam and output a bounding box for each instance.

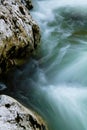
[41,84,87,129]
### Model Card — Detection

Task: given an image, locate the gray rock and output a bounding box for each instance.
[21,0,33,10]
[0,95,47,130]
[0,0,40,73]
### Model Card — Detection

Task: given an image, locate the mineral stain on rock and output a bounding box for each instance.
[0,0,41,73]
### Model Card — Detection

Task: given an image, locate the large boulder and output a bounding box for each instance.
[0,0,40,73]
[0,95,47,130]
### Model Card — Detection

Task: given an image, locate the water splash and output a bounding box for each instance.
[30,1,87,130]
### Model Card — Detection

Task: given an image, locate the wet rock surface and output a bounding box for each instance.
[0,0,40,73]
[0,95,47,130]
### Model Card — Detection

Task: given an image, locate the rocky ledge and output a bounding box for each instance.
[0,0,40,73]
[0,95,47,130]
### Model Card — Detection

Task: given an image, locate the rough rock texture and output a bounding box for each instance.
[0,0,40,73]
[0,95,47,130]
[21,0,33,10]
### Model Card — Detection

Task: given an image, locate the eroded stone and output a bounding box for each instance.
[0,95,47,130]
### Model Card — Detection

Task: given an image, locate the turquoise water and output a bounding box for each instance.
[4,0,87,130]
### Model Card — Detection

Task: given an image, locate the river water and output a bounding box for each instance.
[2,0,87,130]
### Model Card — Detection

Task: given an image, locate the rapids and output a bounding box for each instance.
[2,0,87,130]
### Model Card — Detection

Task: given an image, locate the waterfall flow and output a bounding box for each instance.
[4,0,87,130]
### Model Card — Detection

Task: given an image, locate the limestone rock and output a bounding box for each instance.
[21,0,33,10]
[0,0,40,73]
[0,95,47,130]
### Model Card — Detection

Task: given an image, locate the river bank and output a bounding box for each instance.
[0,0,47,129]
[1,0,87,130]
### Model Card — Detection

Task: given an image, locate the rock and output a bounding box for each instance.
[0,0,41,73]
[21,0,33,10]
[0,83,7,91]
[0,95,47,130]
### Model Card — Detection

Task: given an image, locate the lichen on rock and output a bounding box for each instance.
[0,0,41,73]
[0,95,47,130]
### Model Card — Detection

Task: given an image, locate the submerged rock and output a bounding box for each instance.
[0,0,40,73]
[0,83,7,91]
[0,95,47,130]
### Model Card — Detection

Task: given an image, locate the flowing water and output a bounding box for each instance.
[2,0,87,130]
